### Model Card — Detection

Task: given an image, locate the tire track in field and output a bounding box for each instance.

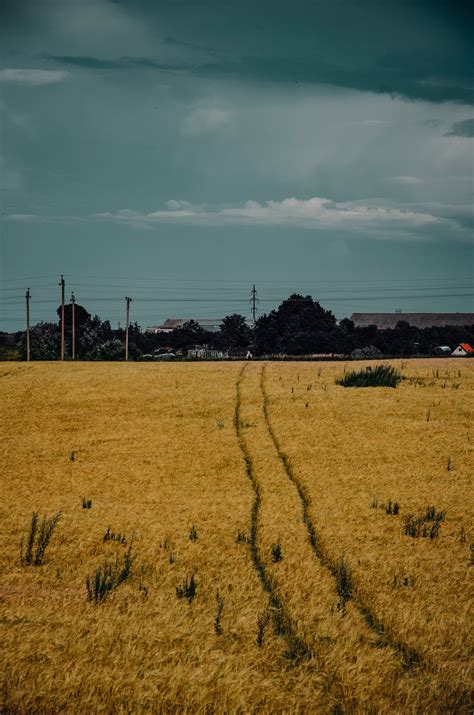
[234,363,308,662]
[260,364,423,671]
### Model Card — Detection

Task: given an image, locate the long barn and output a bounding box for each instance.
[350,313,474,330]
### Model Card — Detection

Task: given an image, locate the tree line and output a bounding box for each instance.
[12,294,474,360]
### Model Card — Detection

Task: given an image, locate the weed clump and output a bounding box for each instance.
[256,608,271,646]
[214,590,225,634]
[404,506,446,539]
[236,530,248,544]
[386,500,400,515]
[176,574,197,603]
[271,540,283,563]
[86,545,133,603]
[20,511,61,566]
[103,526,126,544]
[336,365,401,388]
[82,498,92,509]
[189,524,198,541]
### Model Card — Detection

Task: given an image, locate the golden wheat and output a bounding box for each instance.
[0,359,472,713]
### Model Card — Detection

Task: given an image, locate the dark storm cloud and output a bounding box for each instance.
[99,0,473,104]
[2,0,472,103]
[44,55,189,71]
[444,118,474,137]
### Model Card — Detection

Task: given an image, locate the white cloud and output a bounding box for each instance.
[360,119,391,126]
[0,69,70,86]
[96,195,450,234]
[181,106,231,135]
[386,176,424,185]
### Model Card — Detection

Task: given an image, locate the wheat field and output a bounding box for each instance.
[0,360,472,714]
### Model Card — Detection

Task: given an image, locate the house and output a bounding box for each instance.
[350,313,474,330]
[187,344,226,359]
[451,343,474,357]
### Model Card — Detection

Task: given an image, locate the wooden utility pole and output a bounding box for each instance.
[125,296,132,361]
[25,288,31,362]
[70,291,76,360]
[59,275,65,361]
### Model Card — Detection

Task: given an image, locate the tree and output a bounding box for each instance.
[218,314,252,352]
[56,303,91,330]
[97,339,125,361]
[254,294,337,355]
[17,322,60,360]
[172,320,207,350]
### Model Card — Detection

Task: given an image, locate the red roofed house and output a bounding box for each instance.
[451,343,474,357]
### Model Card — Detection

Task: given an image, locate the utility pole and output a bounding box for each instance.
[250,284,258,325]
[70,291,76,360]
[59,275,65,361]
[25,288,31,362]
[125,296,132,361]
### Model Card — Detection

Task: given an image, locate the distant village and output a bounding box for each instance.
[1,294,473,361]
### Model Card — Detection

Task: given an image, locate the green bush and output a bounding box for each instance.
[336,364,402,388]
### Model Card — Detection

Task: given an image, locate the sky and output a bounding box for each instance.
[0,0,473,330]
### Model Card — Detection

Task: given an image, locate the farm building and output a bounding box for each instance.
[350,313,474,330]
[451,343,474,357]
[433,345,451,355]
[146,318,224,334]
[147,317,252,334]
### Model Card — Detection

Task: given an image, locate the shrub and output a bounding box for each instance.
[336,364,401,388]
[20,511,61,566]
[86,546,133,603]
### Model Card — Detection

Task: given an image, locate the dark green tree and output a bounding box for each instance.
[218,314,252,351]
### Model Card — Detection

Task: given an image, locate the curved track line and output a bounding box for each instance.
[234,364,308,662]
[260,364,423,671]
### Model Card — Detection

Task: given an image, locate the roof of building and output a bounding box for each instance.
[457,343,473,352]
[350,313,474,330]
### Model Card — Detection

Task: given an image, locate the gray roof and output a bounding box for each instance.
[350,313,474,330]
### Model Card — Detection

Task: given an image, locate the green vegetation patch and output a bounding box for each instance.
[336,364,402,388]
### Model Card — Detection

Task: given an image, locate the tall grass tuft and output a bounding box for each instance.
[336,364,402,388]
[86,545,133,603]
[20,511,61,566]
